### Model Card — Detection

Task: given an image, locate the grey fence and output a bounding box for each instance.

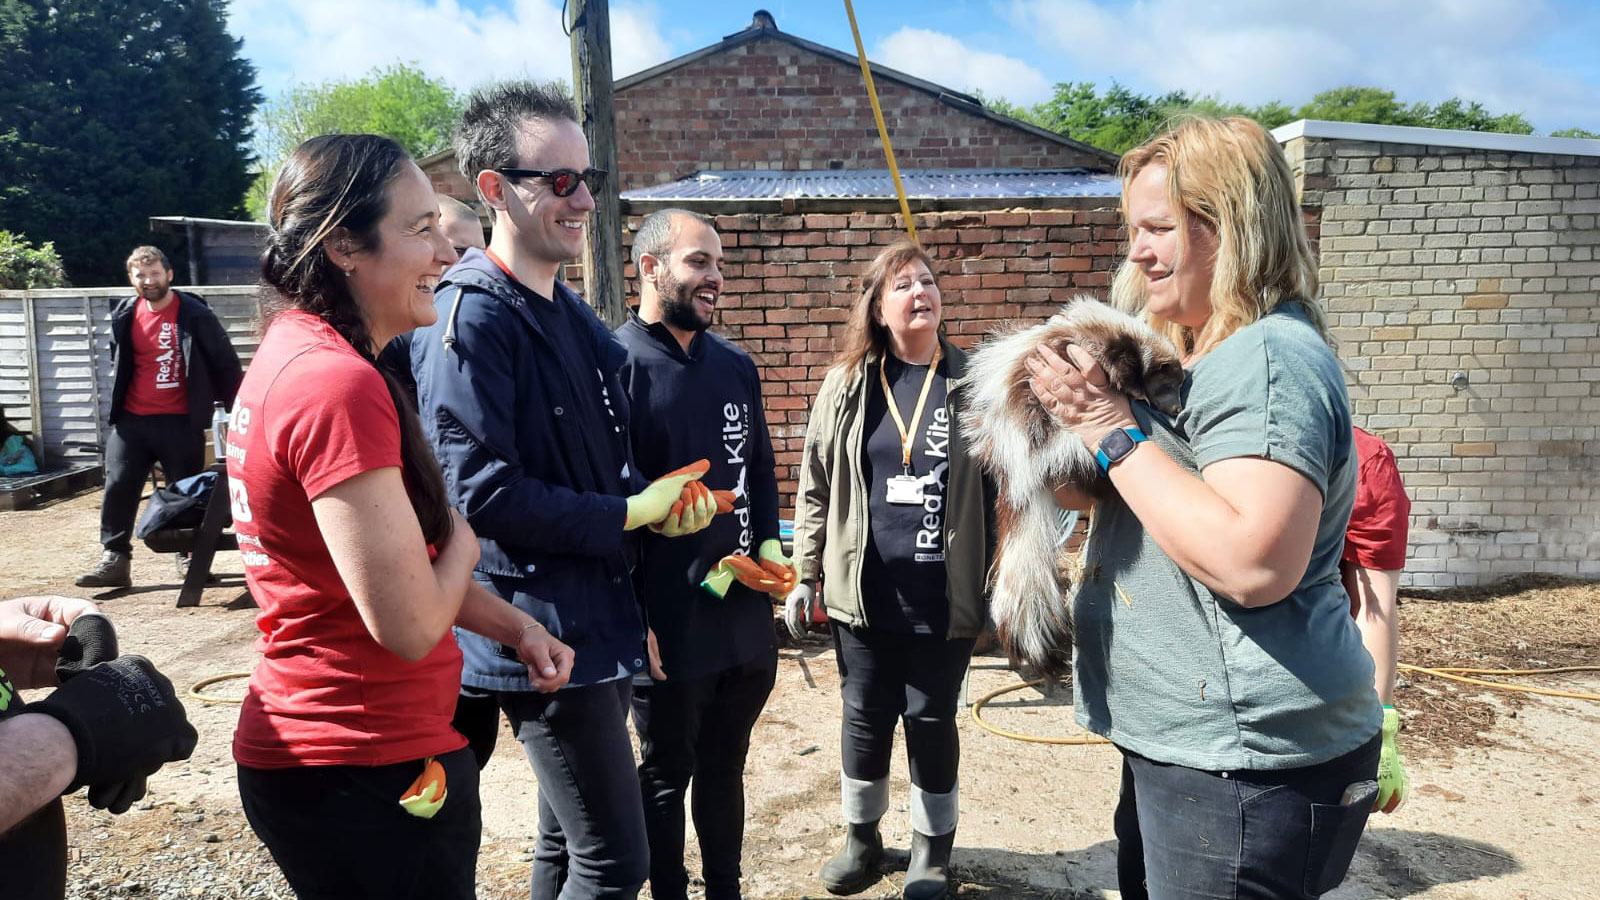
[0,286,263,463]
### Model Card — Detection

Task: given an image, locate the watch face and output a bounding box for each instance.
[1100,428,1136,461]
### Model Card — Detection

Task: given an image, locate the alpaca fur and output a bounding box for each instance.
[962,296,1185,677]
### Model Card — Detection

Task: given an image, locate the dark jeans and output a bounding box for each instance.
[833,624,975,792]
[237,747,481,900]
[500,681,649,900]
[1115,734,1381,900]
[631,654,777,900]
[453,685,502,770]
[101,414,203,554]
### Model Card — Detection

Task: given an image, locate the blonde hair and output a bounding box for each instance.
[1110,116,1326,356]
[831,239,940,373]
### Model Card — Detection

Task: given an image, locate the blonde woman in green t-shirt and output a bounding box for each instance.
[1028,116,1382,900]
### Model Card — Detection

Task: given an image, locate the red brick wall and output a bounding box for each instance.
[594,204,1125,514]
[615,38,1109,191]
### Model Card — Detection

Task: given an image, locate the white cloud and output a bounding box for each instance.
[229,0,678,102]
[874,27,1052,106]
[1003,0,1600,131]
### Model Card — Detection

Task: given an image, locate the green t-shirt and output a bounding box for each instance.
[1073,302,1381,771]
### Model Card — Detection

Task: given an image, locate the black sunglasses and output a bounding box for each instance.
[496,167,607,198]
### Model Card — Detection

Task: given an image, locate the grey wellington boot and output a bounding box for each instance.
[820,820,884,895]
[904,830,956,900]
[76,550,131,588]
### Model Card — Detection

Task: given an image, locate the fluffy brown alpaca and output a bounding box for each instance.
[962,297,1185,677]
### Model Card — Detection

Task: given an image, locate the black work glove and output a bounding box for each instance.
[54,611,118,683]
[31,655,198,810]
[51,612,149,812]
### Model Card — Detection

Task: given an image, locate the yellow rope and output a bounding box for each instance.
[189,671,251,705]
[972,665,1600,745]
[841,0,918,244]
[1398,663,1600,701]
[969,677,1112,745]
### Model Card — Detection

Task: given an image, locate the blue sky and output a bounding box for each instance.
[228,0,1600,135]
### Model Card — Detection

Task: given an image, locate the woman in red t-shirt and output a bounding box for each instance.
[230,134,574,899]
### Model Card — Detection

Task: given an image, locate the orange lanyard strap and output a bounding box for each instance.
[878,345,943,470]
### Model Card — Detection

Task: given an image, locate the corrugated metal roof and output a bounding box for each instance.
[621,168,1123,201]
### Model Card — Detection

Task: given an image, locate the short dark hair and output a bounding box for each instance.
[455,80,579,191]
[631,208,715,272]
[126,245,171,272]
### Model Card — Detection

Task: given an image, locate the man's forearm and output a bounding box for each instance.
[0,714,77,835]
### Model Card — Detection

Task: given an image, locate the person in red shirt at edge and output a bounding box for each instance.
[1341,426,1413,815]
[76,246,242,589]
[228,133,574,900]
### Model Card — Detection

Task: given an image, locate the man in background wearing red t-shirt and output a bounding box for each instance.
[76,246,242,589]
[1341,426,1413,815]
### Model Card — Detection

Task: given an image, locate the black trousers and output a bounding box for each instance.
[630,654,778,900]
[833,624,974,793]
[101,413,203,554]
[237,747,481,900]
[499,681,649,900]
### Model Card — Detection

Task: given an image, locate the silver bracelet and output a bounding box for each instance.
[522,620,545,634]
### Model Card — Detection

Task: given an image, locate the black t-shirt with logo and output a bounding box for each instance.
[0,663,70,899]
[860,354,951,635]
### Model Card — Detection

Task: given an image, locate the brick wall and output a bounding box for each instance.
[1287,136,1600,586]
[601,201,1124,512]
[614,37,1109,191]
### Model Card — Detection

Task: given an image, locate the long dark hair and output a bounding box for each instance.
[259,134,453,546]
[830,239,942,373]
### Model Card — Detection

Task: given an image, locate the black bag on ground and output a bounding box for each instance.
[136,470,220,541]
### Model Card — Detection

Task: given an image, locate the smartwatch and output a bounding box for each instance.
[1095,426,1149,474]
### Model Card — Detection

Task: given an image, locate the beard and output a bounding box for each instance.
[138,282,170,301]
[658,267,713,333]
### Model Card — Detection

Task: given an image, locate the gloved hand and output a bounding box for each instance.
[54,611,118,684]
[782,582,820,640]
[50,612,149,812]
[651,480,716,538]
[700,558,738,599]
[1374,705,1410,814]
[758,538,796,590]
[30,655,199,803]
[625,460,708,530]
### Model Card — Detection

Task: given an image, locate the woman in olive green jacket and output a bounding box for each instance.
[785,239,994,900]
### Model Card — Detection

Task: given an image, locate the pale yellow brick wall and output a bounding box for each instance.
[1285,136,1600,586]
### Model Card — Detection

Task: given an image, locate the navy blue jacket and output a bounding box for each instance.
[410,249,648,689]
[109,290,242,430]
[616,314,780,680]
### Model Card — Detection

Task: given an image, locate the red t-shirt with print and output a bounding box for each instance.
[121,295,189,415]
[1342,426,1411,571]
[228,310,465,768]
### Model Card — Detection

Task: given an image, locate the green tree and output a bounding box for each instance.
[984,82,1548,154]
[1551,127,1600,139]
[247,64,464,220]
[0,0,260,285]
[0,231,68,289]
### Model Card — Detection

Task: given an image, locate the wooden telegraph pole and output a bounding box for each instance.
[568,0,626,327]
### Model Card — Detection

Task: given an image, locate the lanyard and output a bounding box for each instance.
[878,345,943,471]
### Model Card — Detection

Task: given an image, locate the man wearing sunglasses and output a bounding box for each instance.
[409,80,710,900]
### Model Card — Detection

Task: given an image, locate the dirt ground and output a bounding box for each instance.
[5,490,1599,900]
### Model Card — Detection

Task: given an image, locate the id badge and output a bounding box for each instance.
[885,474,925,505]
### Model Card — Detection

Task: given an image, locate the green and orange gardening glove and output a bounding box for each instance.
[399,756,448,819]
[625,460,708,530]
[1375,705,1410,814]
[701,540,797,600]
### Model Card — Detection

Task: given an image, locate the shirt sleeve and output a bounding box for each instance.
[1186,324,1344,497]
[1342,442,1411,570]
[268,353,402,501]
